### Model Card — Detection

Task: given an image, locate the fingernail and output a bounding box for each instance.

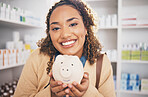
[58,81,62,85]
[49,72,51,76]
[73,82,77,86]
[63,84,67,88]
[65,89,69,93]
[84,74,88,77]
[68,84,72,88]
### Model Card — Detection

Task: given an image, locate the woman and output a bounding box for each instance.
[14,0,116,97]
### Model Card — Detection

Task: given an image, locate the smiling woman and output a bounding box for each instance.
[13,0,116,97]
[49,5,87,58]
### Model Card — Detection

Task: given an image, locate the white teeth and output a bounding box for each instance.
[62,40,75,46]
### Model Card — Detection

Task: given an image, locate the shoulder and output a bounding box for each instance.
[30,47,41,57]
[29,47,49,60]
[23,48,51,74]
[26,48,50,68]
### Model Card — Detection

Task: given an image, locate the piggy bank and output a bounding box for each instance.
[52,55,84,84]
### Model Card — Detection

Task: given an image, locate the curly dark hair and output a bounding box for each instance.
[38,0,102,74]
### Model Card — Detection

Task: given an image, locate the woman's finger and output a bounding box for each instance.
[49,71,52,77]
[50,78,62,88]
[83,72,89,79]
[80,72,89,87]
[67,83,83,96]
[65,88,76,97]
[51,83,67,93]
[72,77,89,92]
[54,89,67,97]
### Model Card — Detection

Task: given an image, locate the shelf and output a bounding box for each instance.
[122,60,148,64]
[0,18,43,28]
[120,90,148,95]
[111,61,117,63]
[99,26,118,30]
[0,64,24,70]
[122,26,148,29]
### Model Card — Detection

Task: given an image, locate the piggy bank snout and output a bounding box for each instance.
[60,66,72,78]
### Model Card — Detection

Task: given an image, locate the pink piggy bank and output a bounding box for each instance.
[52,55,84,84]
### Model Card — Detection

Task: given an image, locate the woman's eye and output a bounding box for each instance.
[52,27,60,31]
[69,23,78,27]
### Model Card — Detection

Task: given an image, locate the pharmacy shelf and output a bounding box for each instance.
[0,64,24,70]
[111,61,117,63]
[0,18,43,28]
[122,60,148,64]
[99,26,118,30]
[120,90,148,95]
[122,26,148,29]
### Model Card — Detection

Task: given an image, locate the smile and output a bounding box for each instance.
[61,39,77,47]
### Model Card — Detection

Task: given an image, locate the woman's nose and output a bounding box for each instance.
[61,27,71,39]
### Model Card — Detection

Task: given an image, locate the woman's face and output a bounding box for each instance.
[49,5,87,58]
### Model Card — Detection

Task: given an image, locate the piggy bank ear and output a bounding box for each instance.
[72,56,82,65]
[54,55,64,64]
[73,56,80,61]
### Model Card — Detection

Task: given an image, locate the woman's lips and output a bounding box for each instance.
[60,39,77,48]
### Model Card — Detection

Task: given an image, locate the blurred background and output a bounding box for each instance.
[0,0,148,97]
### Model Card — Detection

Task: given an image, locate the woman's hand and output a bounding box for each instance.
[49,72,69,97]
[66,72,89,97]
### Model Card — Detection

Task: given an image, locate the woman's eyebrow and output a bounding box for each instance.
[50,22,59,25]
[50,17,79,25]
[67,17,79,22]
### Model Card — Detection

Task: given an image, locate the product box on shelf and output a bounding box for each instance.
[111,14,117,27]
[122,15,137,26]
[121,73,140,91]
[141,51,148,61]
[8,49,17,65]
[25,44,31,50]
[99,14,117,28]
[131,51,141,60]
[5,4,10,20]
[16,49,30,65]
[3,49,9,66]
[0,2,6,19]
[130,73,139,80]
[0,48,30,68]
[0,2,41,26]
[141,79,148,92]
[122,50,131,60]
[106,15,111,27]
[121,73,139,80]
[10,7,16,21]
[99,15,105,28]
[137,18,148,26]
[16,49,23,65]
[0,50,4,67]
[120,80,140,91]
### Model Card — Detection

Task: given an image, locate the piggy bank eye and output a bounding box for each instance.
[61,62,63,64]
[71,64,74,66]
